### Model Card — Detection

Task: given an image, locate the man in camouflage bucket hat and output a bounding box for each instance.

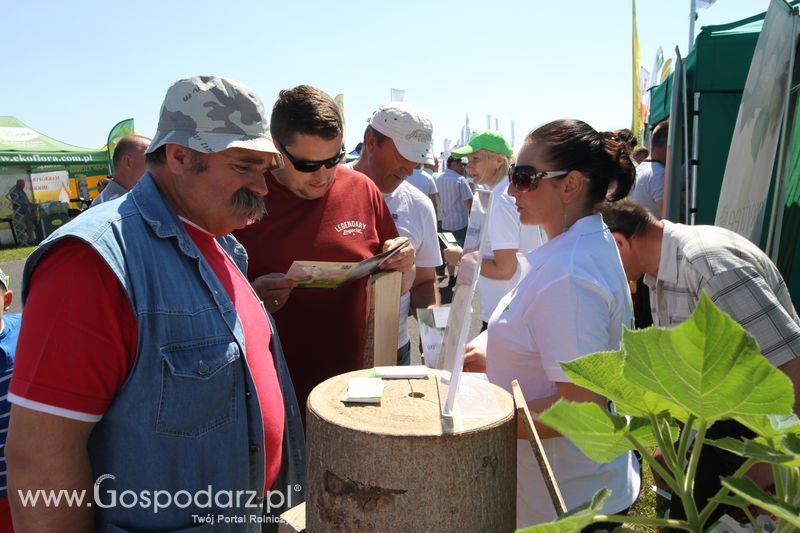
[7,76,305,531]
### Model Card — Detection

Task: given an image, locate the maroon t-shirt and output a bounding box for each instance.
[234,166,398,418]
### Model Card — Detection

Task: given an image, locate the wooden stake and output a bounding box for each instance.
[512,379,568,516]
[363,270,401,368]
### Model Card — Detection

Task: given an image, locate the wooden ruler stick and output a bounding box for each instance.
[512,379,568,516]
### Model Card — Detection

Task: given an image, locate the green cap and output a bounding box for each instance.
[450,130,512,158]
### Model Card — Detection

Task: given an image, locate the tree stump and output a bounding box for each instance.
[306,369,516,532]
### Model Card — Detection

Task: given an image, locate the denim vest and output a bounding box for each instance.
[22,173,305,532]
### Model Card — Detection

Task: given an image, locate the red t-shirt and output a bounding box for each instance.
[234,166,398,419]
[10,224,284,491]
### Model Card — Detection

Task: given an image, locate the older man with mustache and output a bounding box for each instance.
[6,76,305,532]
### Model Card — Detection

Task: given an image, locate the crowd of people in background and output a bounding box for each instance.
[0,74,796,532]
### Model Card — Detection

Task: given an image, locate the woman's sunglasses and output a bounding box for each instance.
[276,139,346,173]
[508,164,569,192]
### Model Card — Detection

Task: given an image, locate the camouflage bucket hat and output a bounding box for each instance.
[146,75,282,165]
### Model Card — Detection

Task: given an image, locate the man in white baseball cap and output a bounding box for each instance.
[354,102,435,194]
[353,102,441,365]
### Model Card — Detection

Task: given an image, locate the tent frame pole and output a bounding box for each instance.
[690,93,700,225]
[683,62,691,223]
[768,9,800,261]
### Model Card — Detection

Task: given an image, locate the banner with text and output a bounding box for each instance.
[31,169,71,203]
[715,0,796,243]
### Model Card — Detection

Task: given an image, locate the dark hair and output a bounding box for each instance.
[598,198,655,238]
[112,135,149,170]
[651,121,669,150]
[145,145,211,170]
[633,147,649,158]
[270,85,343,146]
[145,145,166,167]
[613,128,638,150]
[527,119,635,204]
[362,125,389,147]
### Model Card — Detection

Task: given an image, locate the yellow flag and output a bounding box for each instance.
[660,58,674,83]
[631,0,642,142]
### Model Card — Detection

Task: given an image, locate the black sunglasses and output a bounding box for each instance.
[276,139,345,173]
[508,164,569,192]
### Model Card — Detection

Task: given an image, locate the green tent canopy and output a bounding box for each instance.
[648,2,800,304]
[0,116,109,167]
[648,10,769,226]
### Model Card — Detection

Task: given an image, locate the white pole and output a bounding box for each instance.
[689,0,697,53]
[767,10,799,261]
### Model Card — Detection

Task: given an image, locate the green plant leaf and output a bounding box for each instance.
[538,400,662,463]
[782,432,800,455]
[562,351,689,420]
[515,488,610,533]
[707,437,800,465]
[620,293,794,424]
[720,477,800,528]
[735,413,800,439]
[709,494,747,508]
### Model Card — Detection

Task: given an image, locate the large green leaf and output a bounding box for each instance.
[735,413,800,439]
[707,437,800,466]
[621,293,794,423]
[515,489,610,533]
[562,351,689,420]
[538,400,664,463]
[720,477,800,528]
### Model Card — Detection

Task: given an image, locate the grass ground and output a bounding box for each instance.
[626,457,662,532]
[0,245,35,263]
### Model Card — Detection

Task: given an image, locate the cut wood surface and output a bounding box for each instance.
[277,502,306,533]
[306,369,517,532]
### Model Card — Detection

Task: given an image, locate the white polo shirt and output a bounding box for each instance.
[486,213,639,527]
[384,181,443,347]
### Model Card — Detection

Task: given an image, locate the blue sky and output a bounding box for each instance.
[3,0,771,155]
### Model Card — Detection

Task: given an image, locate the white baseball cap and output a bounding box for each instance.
[368,102,434,165]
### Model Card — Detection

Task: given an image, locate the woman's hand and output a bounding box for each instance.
[463,343,487,372]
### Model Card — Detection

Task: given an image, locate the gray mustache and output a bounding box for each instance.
[231,188,267,222]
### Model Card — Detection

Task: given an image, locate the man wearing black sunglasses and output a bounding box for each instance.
[234,86,414,421]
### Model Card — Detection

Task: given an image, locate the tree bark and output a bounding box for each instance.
[306,369,517,532]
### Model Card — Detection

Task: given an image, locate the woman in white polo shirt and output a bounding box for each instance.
[466,119,641,529]
[450,131,545,329]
